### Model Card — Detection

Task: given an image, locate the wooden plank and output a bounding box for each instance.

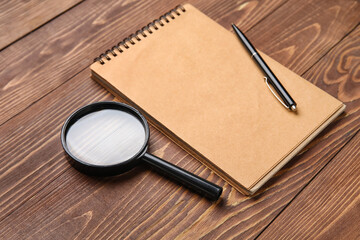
[0,0,84,50]
[258,131,360,239]
[257,24,360,240]
[0,0,286,126]
[248,0,360,75]
[0,1,359,239]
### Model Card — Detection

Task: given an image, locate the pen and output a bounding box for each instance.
[231,24,297,111]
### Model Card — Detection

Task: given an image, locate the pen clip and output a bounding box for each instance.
[264,77,289,109]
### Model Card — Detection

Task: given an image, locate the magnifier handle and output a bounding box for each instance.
[142,153,222,200]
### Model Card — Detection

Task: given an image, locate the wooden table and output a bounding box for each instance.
[0,0,359,239]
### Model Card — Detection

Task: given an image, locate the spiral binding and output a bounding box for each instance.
[94,5,186,65]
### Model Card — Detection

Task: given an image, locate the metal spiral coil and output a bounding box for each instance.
[94,5,186,65]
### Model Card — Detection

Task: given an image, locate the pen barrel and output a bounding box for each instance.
[232,24,296,109]
[253,53,296,108]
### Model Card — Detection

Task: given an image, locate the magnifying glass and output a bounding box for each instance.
[61,102,222,200]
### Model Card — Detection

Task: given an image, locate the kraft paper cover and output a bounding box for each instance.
[91,4,344,194]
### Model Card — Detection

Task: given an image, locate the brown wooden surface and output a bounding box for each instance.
[258,25,360,240]
[0,0,84,50]
[259,132,360,240]
[0,0,359,239]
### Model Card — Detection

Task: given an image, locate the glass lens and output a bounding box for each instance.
[65,109,146,166]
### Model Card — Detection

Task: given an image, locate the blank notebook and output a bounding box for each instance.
[90,4,345,195]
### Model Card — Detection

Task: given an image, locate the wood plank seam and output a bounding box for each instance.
[0,0,87,52]
[301,22,360,77]
[243,0,291,33]
[0,64,88,128]
[257,130,360,239]
[1,163,72,223]
[255,128,360,239]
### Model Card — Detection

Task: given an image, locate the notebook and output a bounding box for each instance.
[90,4,345,195]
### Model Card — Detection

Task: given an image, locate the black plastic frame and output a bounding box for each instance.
[61,101,223,200]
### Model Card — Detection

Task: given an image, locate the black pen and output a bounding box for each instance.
[231,24,297,111]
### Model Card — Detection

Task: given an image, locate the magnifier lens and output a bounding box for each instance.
[65,109,146,166]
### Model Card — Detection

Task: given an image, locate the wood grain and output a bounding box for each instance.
[0,0,83,50]
[256,23,360,240]
[248,0,360,75]
[0,70,224,239]
[0,22,359,240]
[258,131,360,239]
[0,0,286,126]
[0,0,359,239]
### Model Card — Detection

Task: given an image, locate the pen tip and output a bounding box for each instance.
[231,24,238,31]
[232,24,241,32]
[291,105,297,111]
